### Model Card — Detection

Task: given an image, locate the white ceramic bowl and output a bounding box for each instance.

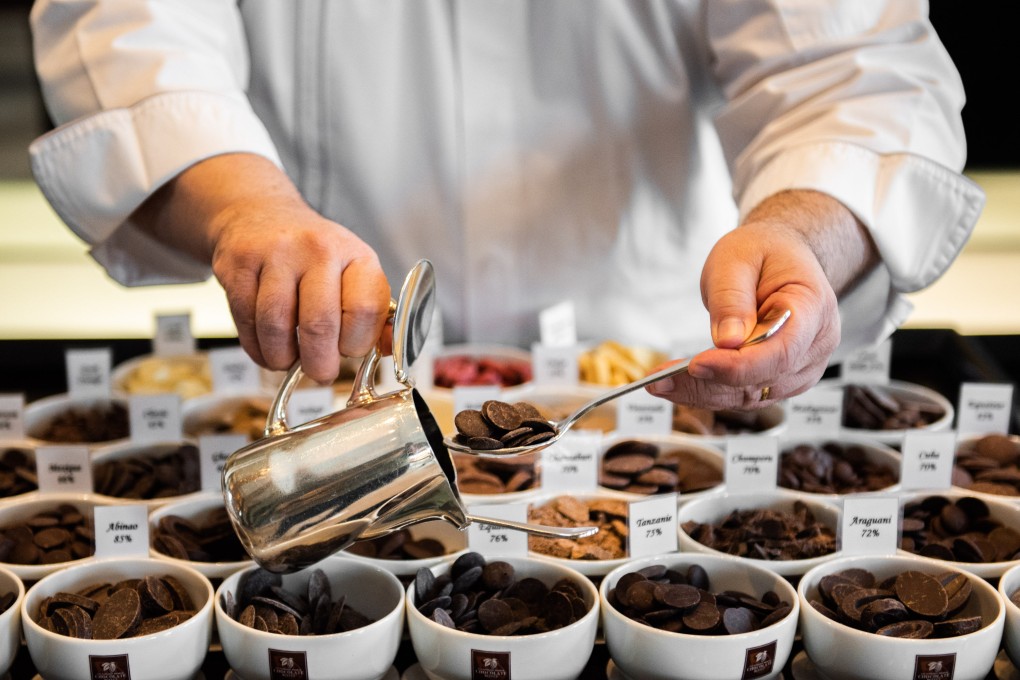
[600,553,799,680]
[91,439,203,507]
[798,554,1005,680]
[671,403,787,445]
[181,390,275,441]
[0,492,109,581]
[897,489,1020,579]
[24,393,130,447]
[0,565,25,675]
[406,555,600,680]
[148,491,253,581]
[22,557,214,680]
[526,490,635,577]
[678,490,842,577]
[341,519,468,582]
[453,451,542,505]
[597,433,725,502]
[998,562,1020,667]
[776,434,901,499]
[814,379,954,446]
[216,558,405,680]
[0,440,39,504]
[112,352,212,400]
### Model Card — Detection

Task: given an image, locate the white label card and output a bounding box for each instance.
[128,394,182,443]
[153,313,195,357]
[286,387,334,427]
[467,503,529,557]
[209,346,262,393]
[784,389,843,436]
[539,301,577,348]
[840,339,892,385]
[65,348,112,398]
[841,496,899,556]
[628,494,678,557]
[957,383,1014,436]
[453,385,502,417]
[900,430,957,491]
[35,445,93,494]
[540,430,601,492]
[199,433,249,492]
[531,343,579,386]
[93,504,150,558]
[725,435,779,494]
[615,390,672,436]
[0,393,25,441]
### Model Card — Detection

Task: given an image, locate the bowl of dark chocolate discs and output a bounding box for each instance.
[600,553,799,680]
[91,439,204,507]
[406,553,599,680]
[21,556,214,680]
[0,492,109,582]
[798,554,1004,680]
[149,492,254,580]
[813,379,953,446]
[596,434,724,503]
[897,490,1020,579]
[215,557,405,680]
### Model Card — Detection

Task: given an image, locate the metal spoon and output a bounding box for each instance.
[444,308,792,457]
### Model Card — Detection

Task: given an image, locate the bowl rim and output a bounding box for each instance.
[599,552,800,643]
[405,554,600,641]
[213,558,406,641]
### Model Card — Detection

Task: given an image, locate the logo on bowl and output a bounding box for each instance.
[742,641,777,680]
[269,649,308,679]
[89,654,131,680]
[914,653,956,680]
[471,649,510,679]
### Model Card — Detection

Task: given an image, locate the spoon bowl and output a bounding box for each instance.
[444,308,792,457]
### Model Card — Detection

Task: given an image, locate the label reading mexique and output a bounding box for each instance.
[36,445,93,493]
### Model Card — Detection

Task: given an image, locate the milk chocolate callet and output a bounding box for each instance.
[414,552,589,636]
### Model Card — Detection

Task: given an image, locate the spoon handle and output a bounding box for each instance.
[466,514,599,539]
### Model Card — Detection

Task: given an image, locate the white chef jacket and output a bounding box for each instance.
[28,0,984,358]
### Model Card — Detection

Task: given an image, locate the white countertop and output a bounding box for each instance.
[1,171,1018,340]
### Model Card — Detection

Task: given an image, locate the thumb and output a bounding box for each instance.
[700,241,760,349]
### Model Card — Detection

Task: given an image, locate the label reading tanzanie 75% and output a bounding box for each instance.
[627,493,678,557]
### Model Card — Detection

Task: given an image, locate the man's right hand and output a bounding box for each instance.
[133,153,391,384]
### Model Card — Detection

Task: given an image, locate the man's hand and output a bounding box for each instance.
[133,153,391,384]
[648,190,878,408]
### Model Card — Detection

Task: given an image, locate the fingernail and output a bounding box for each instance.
[688,363,714,380]
[716,317,748,346]
[648,377,675,395]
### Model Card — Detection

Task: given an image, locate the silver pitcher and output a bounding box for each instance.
[221,260,594,573]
